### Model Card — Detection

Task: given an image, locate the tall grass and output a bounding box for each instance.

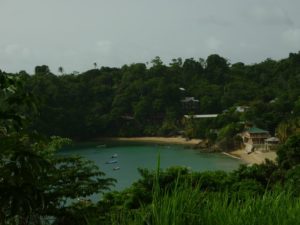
[108,178,300,225]
[109,188,300,225]
[99,158,300,225]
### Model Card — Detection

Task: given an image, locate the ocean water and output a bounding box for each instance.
[59,141,243,191]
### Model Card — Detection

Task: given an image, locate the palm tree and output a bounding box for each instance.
[58,66,64,75]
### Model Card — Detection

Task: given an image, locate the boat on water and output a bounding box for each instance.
[111,153,118,158]
[113,166,120,170]
[105,159,118,164]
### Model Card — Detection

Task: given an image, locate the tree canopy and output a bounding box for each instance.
[8,52,298,141]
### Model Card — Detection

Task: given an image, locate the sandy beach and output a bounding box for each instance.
[227,149,277,165]
[100,136,276,165]
[108,136,202,146]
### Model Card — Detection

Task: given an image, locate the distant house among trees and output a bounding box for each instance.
[183,114,218,119]
[181,97,199,113]
[235,106,249,113]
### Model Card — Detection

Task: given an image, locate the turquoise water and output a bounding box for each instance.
[59,141,242,191]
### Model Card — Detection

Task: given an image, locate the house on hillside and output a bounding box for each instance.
[181,97,199,113]
[183,114,218,119]
[240,127,271,152]
[235,106,249,113]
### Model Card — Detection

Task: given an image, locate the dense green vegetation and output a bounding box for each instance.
[0,73,115,225]
[108,188,300,225]
[1,52,300,224]
[12,52,300,142]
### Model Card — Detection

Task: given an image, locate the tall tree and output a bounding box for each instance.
[58,66,64,75]
[0,73,115,225]
[35,65,51,75]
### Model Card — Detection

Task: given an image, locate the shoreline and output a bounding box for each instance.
[102,136,202,146]
[97,136,276,165]
[226,149,277,165]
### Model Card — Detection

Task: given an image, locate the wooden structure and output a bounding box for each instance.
[264,137,280,151]
[241,127,270,150]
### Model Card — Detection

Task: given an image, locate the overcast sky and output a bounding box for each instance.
[1,0,300,73]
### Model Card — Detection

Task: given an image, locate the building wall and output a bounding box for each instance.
[242,131,271,152]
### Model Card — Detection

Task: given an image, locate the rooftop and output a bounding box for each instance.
[184,114,218,119]
[181,97,199,103]
[246,127,269,134]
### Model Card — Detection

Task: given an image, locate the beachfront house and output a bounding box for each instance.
[240,127,271,152]
[264,137,280,151]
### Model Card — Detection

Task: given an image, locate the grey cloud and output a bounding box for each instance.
[249,6,294,26]
[1,0,300,73]
[96,40,113,54]
[198,15,232,27]
[4,44,19,55]
[205,37,222,51]
[282,28,300,47]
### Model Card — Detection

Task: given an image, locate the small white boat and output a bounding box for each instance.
[105,160,118,164]
[111,154,118,158]
[113,166,120,170]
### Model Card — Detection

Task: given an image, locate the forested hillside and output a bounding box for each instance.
[11,52,299,140]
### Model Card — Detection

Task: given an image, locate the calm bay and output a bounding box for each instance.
[59,141,243,191]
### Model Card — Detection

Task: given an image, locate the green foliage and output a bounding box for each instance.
[15,52,300,141]
[231,179,264,194]
[205,54,229,84]
[106,173,300,225]
[0,74,115,224]
[35,65,51,75]
[232,160,280,188]
[216,123,243,151]
[277,134,300,169]
[276,117,300,143]
[3,53,293,142]
[284,165,300,196]
[49,156,115,200]
[0,134,52,224]
[0,72,37,134]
